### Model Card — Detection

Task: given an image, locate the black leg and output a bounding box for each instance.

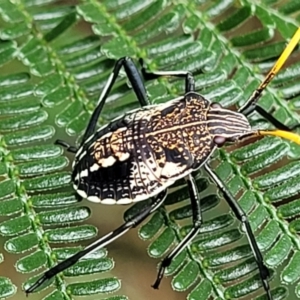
[139,59,195,93]
[204,164,272,300]
[56,57,150,152]
[25,190,168,294]
[152,174,202,289]
[240,103,300,132]
[82,57,150,142]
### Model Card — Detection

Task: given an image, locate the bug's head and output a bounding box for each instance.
[207,103,253,147]
[207,103,300,147]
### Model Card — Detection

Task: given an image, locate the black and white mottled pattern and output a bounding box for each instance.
[72,93,252,204]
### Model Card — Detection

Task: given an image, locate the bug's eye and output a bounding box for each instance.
[214,136,226,147]
[211,102,222,109]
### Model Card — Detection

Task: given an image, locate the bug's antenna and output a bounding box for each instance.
[239,27,300,115]
[258,129,300,144]
[240,129,300,146]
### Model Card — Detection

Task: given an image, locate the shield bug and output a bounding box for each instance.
[26,28,300,300]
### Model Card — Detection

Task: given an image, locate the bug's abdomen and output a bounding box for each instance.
[73,112,169,204]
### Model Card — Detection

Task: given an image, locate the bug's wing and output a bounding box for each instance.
[73,100,196,204]
[125,99,197,200]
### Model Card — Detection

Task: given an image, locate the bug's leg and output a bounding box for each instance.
[82,57,149,141]
[56,57,148,152]
[241,103,300,132]
[152,174,202,289]
[25,190,167,294]
[204,164,273,300]
[139,59,195,93]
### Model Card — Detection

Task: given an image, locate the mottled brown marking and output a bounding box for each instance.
[145,96,213,171]
[92,128,133,166]
[79,92,252,201]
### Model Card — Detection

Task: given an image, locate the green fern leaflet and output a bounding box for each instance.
[0,1,300,300]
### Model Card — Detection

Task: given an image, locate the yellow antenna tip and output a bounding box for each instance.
[259,130,300,145]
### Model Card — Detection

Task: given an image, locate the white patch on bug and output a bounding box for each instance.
[101,156,116,167]
[101,198,116,205]
[118,152,130,161]
[74,173,79,181]
[132,193,152,202]
[76,189,87,199]
[90,163,100,172]
[75,146,83,158]
[80,169,89,178]
[101,132,113,139]
[78,150,87,161]
[73,183,78,190]
[87,195,101,203]
[161,162,184,178]
[85,134,94,143]
[117,198,132,204]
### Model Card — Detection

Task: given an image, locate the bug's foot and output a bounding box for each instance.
[151,279,161,290]
[152,265,165,289]
[261,276,272,300]
[25,274,48,295]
